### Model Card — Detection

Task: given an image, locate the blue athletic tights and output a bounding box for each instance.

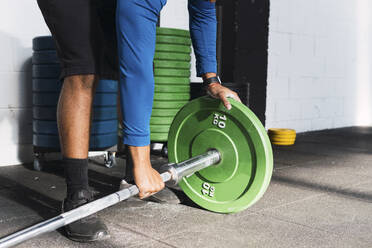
[116,0,216,146]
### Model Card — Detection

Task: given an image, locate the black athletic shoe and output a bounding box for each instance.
[62,189,109,242]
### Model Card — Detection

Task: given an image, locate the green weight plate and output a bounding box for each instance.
[150,124,171,133]
[150,116,175,125]
[156,44,191,54]
[168,96,273,213]
[155,77,190,85]
[155,85,190,93]
[154,69,190,77]
[156,35,191,46]
[154,52,191,62]
[151,108,180,117]
[152,100,188,109]
[154,93,190,101]
[154,60,190,70]
[150,132,169,142]
[156,27,190,38]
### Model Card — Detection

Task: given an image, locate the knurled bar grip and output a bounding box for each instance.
[0,150,220,248]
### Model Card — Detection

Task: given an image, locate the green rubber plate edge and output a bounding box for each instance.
[156,44,191,54]
[154,60,191,70]
[155,85,190,93]
[150,124,171,133]
[156,27,190,38]
[167,96,273,213]
[150,116,175,125]
[156,35,191,46]
[150,132,169,142]
[152,108,180,117]
[155,77,190,85]
[154,93,190,101]
[154,69,190,77]
[153,101,189,109]
[154,52,191,62]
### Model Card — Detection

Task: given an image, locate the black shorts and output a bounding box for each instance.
[36,0,118,80]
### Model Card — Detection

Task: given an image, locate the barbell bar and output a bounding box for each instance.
[0,150,221,248]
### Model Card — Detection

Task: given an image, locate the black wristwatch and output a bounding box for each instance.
[202,76,221,89]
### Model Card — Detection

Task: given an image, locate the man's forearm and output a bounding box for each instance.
[188,0,217,77]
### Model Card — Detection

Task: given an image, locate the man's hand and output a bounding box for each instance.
[134,166,165,199]
[206,83,242,110]
[129,145,165,199]
[202,73,242,110]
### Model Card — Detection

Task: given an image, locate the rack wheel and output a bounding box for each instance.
[104,151,116,168]
[161,144,168,158]
[33,153,44,171]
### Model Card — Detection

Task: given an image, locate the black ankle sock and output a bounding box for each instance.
[63,157,89,198]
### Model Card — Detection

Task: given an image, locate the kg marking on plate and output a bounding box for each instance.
[213,113,227,129]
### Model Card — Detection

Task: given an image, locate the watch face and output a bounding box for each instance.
[216,76,221,84]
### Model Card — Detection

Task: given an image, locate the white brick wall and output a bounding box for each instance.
[266,0,372,132]
[0,1,50,166]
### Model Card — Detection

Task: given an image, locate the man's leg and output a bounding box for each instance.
[116,0,167,199]
[57,75,96,194]
[57,75,109,242]
[36,0,111,242]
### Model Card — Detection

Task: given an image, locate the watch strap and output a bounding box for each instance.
[203,76,221,88]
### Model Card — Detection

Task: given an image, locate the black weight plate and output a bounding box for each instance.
[32,79,118,93]
[154,52,191,62]
[156,35,191,46]
[154,60,190,70]
[33,106,117,121]
[89,133,118,149]
[91,107,118,121]
[32,79,61,92]
[33,120,117,135]
[96,79,118,93]
[32,51,59,64]
[33,133,117,149]
[154,68,190,77]
[33,92,117,107]
[156,27,190,38]
[33,36,55,51]
[93,93,117,106]
[32,64,61,78]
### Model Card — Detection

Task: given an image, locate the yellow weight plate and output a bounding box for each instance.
[269,137,296,142]
[268,128,296,135]
[271,141,295,146]
[269,133,296,139]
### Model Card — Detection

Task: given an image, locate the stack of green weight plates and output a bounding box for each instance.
[151,27,192,142]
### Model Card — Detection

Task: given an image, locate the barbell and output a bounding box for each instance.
[0,96,273,248]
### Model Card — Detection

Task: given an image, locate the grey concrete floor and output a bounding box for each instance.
[0,127,372,248]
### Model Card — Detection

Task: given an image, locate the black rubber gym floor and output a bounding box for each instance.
[0,127,371,247]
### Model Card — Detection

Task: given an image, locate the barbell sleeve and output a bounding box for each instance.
[163,149,221,185]
[0,150,220,248]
